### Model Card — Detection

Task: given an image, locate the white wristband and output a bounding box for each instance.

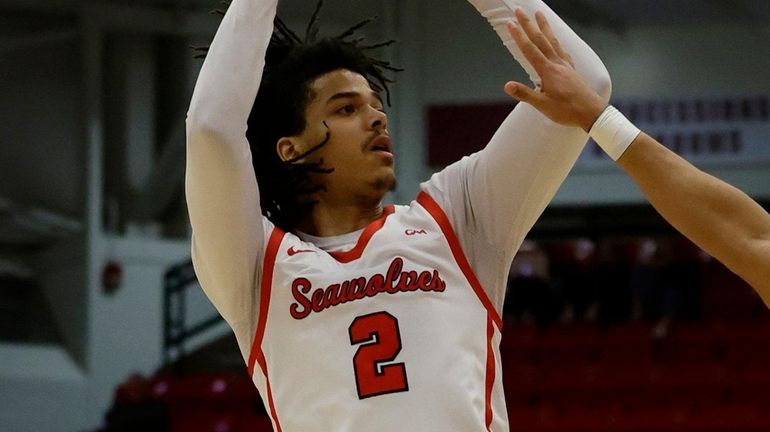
[588,105,642,161]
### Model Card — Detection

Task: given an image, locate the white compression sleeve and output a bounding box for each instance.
[467,0,611,91]
[423,0,611,311]
[185,0,277,343]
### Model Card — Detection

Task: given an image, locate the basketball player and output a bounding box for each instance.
[501,11,770,306]
[186,0,610,430]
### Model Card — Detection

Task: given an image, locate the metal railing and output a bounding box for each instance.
[162,259,223,367]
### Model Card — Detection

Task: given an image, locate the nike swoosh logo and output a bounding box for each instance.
[287,246,314,256]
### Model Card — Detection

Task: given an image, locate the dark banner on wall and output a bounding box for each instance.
[581,96,770,168]
[427,95,770,169]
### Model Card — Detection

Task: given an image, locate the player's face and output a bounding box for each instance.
[284,69,395,204]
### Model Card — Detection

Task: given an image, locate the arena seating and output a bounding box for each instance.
[148,373,271,432]
[505,319,770,432]
[103,372,271,431]
[108,254,770,432]
[131,317,770,431]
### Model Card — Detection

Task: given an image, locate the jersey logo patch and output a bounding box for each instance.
[405,229,427,236]
[287,246,314,256]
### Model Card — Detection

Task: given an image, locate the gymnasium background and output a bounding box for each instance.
[1,0,769,431]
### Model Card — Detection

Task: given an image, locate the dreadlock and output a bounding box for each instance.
[195,0,401,231]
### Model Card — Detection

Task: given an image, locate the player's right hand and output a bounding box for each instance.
[503,8,606,132]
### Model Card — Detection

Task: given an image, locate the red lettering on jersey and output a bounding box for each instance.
[311,288,324,313]
[417,271,432,291]
[396,270,419,291]
[350,277,368,300]
[384,258,404,294]
[427,271,444,291]
[288,257,447,320]
[289,278,313,320]
[324,284,341,307]
[365,274,384,297]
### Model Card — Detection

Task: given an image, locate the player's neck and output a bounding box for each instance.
[295,199,384,237]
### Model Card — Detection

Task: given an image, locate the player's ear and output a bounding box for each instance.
[276,137,302,162]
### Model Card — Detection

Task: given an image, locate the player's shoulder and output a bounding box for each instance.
[391,199,431,218]
[261,216,275,235]
[419,152,481,205]
[387,196,445,232]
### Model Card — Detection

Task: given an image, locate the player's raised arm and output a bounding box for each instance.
[502,11,770,306]
[617,133,770,305]
[466,0,610,252]
[185,0,278,324]
[422,0,611,310]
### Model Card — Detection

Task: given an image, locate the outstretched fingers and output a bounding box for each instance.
[514,8,559,63]
[506,21,548,71]
[503,9,605,129]
[534,11,574,68]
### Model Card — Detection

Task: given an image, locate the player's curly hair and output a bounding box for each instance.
[195,1,400,231]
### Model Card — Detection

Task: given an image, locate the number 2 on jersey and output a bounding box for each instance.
[349,311,409,399]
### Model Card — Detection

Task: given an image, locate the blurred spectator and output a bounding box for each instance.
[629,236,704,337]
[664,236,704,321]
[504,240,561,326]
[509,234,710,331]
[593,237,633,326]
[629,237,660,322]
[552,238,599,324]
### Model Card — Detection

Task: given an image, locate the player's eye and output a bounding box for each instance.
[337,104,356,115]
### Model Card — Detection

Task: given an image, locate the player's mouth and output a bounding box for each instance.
[368,135,393,155]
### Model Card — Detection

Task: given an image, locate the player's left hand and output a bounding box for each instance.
[504,8,607,132]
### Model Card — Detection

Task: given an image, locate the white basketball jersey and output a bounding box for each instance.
[245,192,508,431]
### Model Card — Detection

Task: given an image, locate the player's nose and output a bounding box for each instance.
[369,106,387,131]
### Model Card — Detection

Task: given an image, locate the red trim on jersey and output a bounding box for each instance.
[256,351,283,432]
[484,315,496,431]
[328,205,395,263]
[248,227,285,375]
[247,227,285,432]
[416,191,503,329]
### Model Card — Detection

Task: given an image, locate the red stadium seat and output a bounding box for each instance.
[656,322,720,364]
[536,324,601,365]
[620,406,690,432]
[719,320,770,366]
[501,324,541,366]
[598,322,656,365]
[508,404,560,432]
